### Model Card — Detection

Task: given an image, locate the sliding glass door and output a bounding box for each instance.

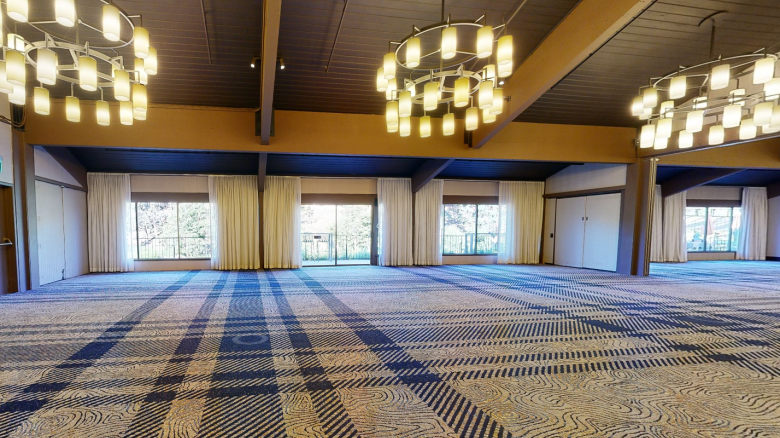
[301,204,372,266]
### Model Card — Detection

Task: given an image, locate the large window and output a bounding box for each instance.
[443,204,499,255]
[685,206,741,252]
[131,202,211,259]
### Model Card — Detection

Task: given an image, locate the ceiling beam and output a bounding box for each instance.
[661,168,746,198]
[471,0,653,149]
[258,153,268,192]
[411,159,454,193]
[768,179,780,199]
[259,0,282,145]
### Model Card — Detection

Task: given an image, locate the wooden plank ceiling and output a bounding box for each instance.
[515,0,780,127]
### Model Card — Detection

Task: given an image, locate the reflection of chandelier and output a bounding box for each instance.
[379,11,513,138]
[1,0,158,125]
[632,49,779,150]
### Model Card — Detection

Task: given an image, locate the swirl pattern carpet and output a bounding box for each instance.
[0,262,779,437]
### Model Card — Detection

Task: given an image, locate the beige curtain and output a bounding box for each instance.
[209,175,261,270]
[87,173,134,272]
[737,187,768,260]
[497,181,545,264]
[413,180,443,266]
[263,176,301,269]
[662,191,687,262]
[650,185,664,262]
[378,178,413,266]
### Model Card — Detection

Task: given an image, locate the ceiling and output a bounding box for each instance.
[657,165,780,186]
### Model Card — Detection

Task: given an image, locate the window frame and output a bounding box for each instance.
[442,203,499,256]
[685,206,740,253]
[132,201,212,261]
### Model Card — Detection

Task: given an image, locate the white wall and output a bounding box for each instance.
[0,94,11,186]
[63,188,89,278]
[768,197,780,258]
[545,163,627,194]
[135,260,211,271]
[34,146,84,188]
[442,180,499,196]
[687,186,741,201]
[131,175,208,193]
[301,177,377,194]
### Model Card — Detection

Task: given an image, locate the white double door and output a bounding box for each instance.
[35,181,88,285]
[554,193,621,272]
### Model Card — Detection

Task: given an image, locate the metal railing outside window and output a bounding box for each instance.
[132,202,212,260]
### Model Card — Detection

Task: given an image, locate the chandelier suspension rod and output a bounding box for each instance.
[200,0,212,64]
[326,0,350,72]
[502,0,530,35]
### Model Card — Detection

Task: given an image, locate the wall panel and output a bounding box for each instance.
[546,164,627,195]
[63,188,88,278]
[35,181,65,285]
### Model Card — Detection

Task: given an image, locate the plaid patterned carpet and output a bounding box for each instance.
[1,262,779,437]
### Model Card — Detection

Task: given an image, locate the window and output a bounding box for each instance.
[131,202,211,259]
[685,206,741,252]
[443,204,499,255]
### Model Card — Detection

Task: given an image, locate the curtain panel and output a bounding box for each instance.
[737,187,768,261]
[650,185,664,262]
[209,175,262,270]
[378,178,413,266]
[497,181,545,265]
[413,180,443,266]
[263,176,302,269]
[87,173,134,272]
[662,191,687,263]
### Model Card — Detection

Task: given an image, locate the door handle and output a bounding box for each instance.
[0,237,12,246]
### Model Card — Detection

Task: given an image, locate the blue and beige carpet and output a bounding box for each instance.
[0,262,779,437]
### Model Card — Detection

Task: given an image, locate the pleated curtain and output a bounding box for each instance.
[378,178,413,266]
[662,191,687,262]
[650,185,664,262]
[413,180,443,266]
[87,173,134,272]
[737,187,768,260]
[209,175,262,270]
[263,176,302,269]
[497,181,545,264]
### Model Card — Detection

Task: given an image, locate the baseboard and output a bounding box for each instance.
[767,256,780,262]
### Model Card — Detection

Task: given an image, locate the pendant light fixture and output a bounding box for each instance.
[443,110,455,136]
[639,124,655,149]
[753,57,775,85]
[490,88,503,115]
[9,85,25,105]
[55,0,76,27]
[754,101,774,126]
[424,82,438,111]
[656,118,672,139]
[722,104,742,128]
[376,68,387,92]
[6,50,26,86]
[114,69,130,101]
[653,137,668,150]
[7,0,29,22]
[145,48,158,75]
[66,95,81,123]
[482,108,496,124]
[0,63,14,94]
[454,76,469,107]
[686,110,704,133]
[708,125,724,145]
[669,75,687,99]
[103,4,121,41]
[497,35,512,65]
[399,90,412,118]
[678,130,693,148]
[710,64,730,90]
[132,84,148,113]
[37,49,58,86]
[80,56,98,91]
[659,101,674,118]
[386,101,399,128]
[441,26,457,59]
[385,81,397,101]
[383,52,395,79]
[406,37,420,68]
[34,87,50,115]
[764,79,780,100]
[478,79,493,109]
[134,26,150,59]
[7,33,25,51]
[476,26,493,58]
[96,99,111,126]
[739,119,757,140]
[420,115,431,137]
[399,116,411,137]
[498,61,512,78]
[120,101,134,125]
[643,87,657,108]
[631,96,644,116]
[387,123,398,133]
[133,107,146,121]
[465,106,478,131]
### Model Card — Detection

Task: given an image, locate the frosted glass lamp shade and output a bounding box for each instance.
[643,87,657,108]
[134,26,150,59]
[7,34,25,51]
[631,96,644,116]
[754,101,774,126]
[686,110,704,133]
[0,62,14,95]
[656,118,672,139]
[56,0,76,27]
[710,64,730,90]
[497,61,512,78]
[678,130,693,149]
[376,68,387,92]
[120,101,134,125]
[386,101,399,127]
[639,108,652,120]
[454,77,469,108]
[406,37,420,68]
[139,69,148,85]
[478,80,493,109]
[132,84,148,113]
[484,64,495,80]
[771,106,780,127]
[385,81,397,100]
[753,57,776,85]
[419,116,431,138]
[6,50,26,86]
[399,91,412,118]
[145,48,158,75]
[497,35,512,65]
[763,124,780,134]
[669,75,686,99]
[103,4,121,41]
[79,56,98,91]
[639,124,655,149]
[387,123,398,133]
[66,96,80,122]
[708,125,724,145]
[482,108,496,124]
[693,97,707,109]
[133,107,146,121]
[9,85,25,105]
[476,26,493,58]
[659,101,674,118]
[722,104,742,128]
[465,107,478,131]
[37,49,58,86]
[490,88,504,115]
[114,70,130,101]
[399,116,411,137]
[739,119,757,140]
[423,82,438,111]
[383,52,396,79]
[443,113,455,136]
[729,88,746,106]
[406,83,415,97]
[764,79,780,100]
[653,137,668,150]
[96,100,111,126]
[33,87,49,115]
[441,27,457,59]
[7,0,28,22]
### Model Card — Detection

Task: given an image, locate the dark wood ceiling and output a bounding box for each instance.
[515,0,780,127]
[657,166,780,187]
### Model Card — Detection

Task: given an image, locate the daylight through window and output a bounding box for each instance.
[130,202,212,259]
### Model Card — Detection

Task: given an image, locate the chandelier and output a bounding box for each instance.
[632,48,779,150]
[0,0,158,125]
[379,12,513,138]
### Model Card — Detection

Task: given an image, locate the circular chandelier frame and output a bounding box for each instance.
[24,39,127,88]
[398,68,483,105]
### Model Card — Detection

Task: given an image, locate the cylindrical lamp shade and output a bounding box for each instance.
[424,82,438,111]
[643,87,657,108]
[383,52,395,79]
[120,101,134,125]
[656,118,672,139]
[399,116,411,137]
[134,26,150,59]
[764,79,780,100]
[133,107,146,121]
[399,91,412,118]
[385,81,397,100]
[490,88,503,115]
[386,101,398,127]
[55,0,76,27]
[639,124,655,148]
[145,48,158,75]
[722,104,742,128]
[483,108,496,124]
[114,70,130,101]
[66,96,80,122]
[710,64,731,90]
[730,88,746,106]
[454,77,470,108]
[406,37,420,68]
[7,34,25,51]
[478,80,493,109]
[497,35,512,66]
[465,107,478,131]
[639,108,652,120]
[660,101,674,118]
[9,85,25,105]
[7,0,28,22]
[669,75,687,100]
[771,106,780,127]
[754,101,774,126]
[441,26,457,60]
[376,68,387,92]
[678,130,693,149]
[420,116,431,138]
[753,57,776,85]
[132,84,148,113]
[6,51,26,86]
[79,56,98,91]
[33,87,49,115]
[443,113,455,136]
[708,125,724,145]
[686,110,704,133]
[0,62,14,94]
[498,61,512,78]
[476,26,493,58]
[484,64,496,80]
[138,69,148,85]
[96,100,110,126]
[739,119,757,140]
[103,4,121,41]
[631,96,644,116]
[764,124,780,134]
[37,49,58,86]
[653,137,668,150]
[387,123,398,133]
[693,97,707,109]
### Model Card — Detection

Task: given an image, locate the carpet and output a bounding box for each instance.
[0,262,779,437]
